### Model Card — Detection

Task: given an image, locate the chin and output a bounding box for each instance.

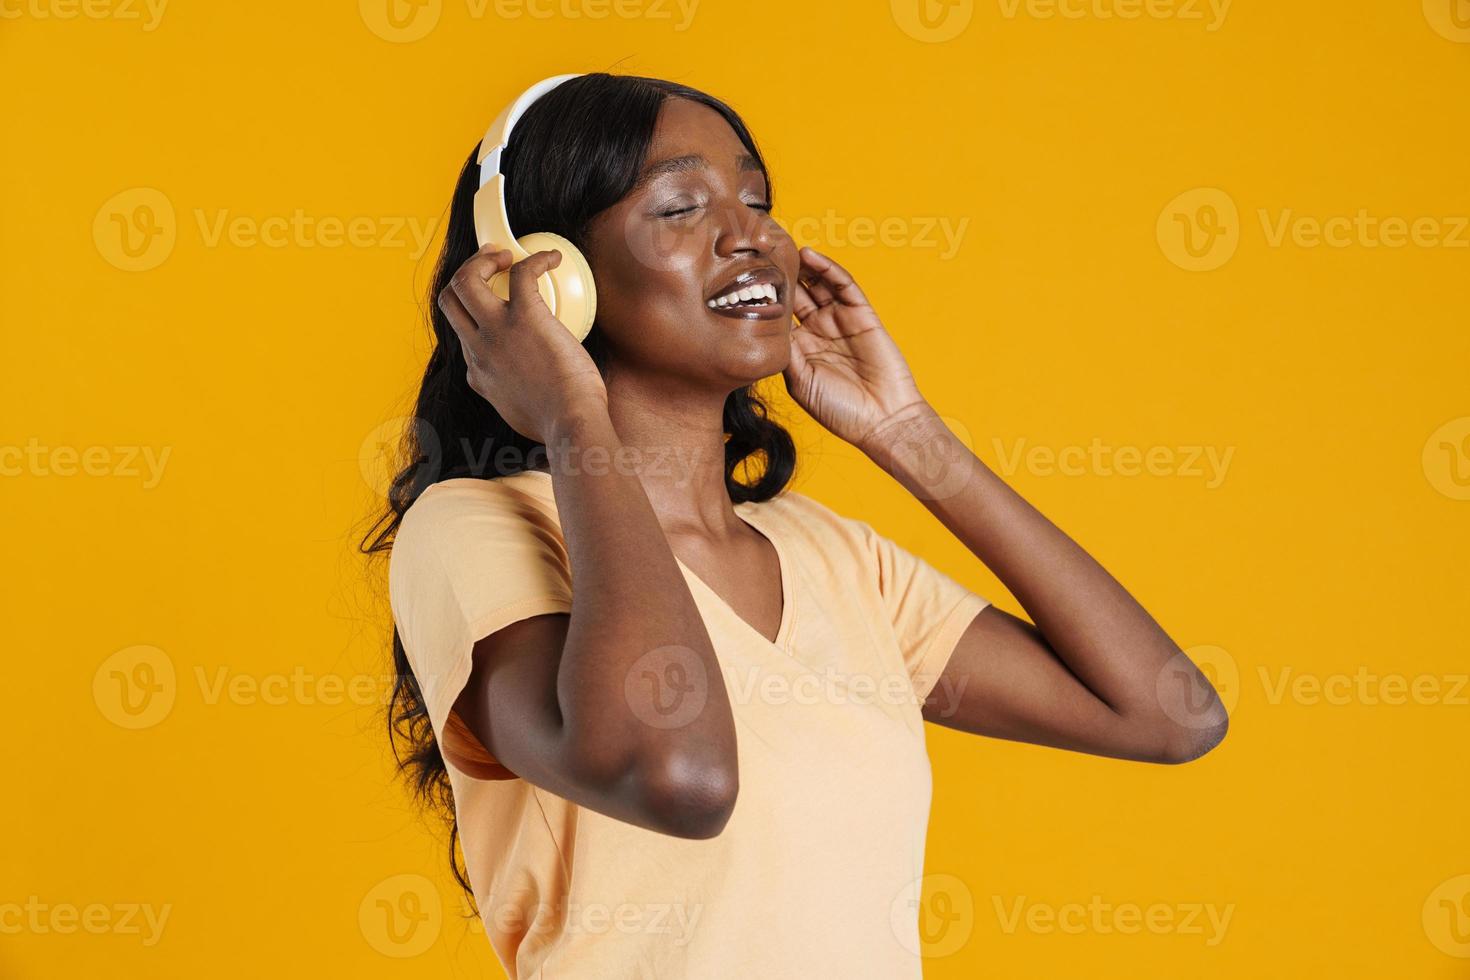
[715,318,791,385]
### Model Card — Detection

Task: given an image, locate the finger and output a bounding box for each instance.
[507,249,563,309]
[798,245,871,308]
[791,283,845,340]
[448,246,514,319]
[791,281,822,322]
[437,282,483,355]
[462,243,515,286]
[797,258,836,308]
[782,330,807,389]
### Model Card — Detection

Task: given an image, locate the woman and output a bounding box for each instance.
[363,72,1227,979]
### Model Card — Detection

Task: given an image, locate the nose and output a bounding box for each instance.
[712,198,779,258]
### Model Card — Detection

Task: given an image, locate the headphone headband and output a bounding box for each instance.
[469,72,597,341]
[476,73,585,191]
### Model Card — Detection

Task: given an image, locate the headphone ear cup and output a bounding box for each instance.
[486,231,597,342]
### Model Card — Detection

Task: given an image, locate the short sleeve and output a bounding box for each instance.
[854,521,990,701]
[388,479,573,779]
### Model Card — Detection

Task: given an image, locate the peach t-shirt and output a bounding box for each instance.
[388,470,989,979]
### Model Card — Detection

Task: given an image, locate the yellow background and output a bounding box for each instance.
[4,0,1468,975]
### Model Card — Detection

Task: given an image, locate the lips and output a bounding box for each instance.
[705,267,787,321]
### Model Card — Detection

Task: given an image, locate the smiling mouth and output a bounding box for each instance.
[705,279,786,321]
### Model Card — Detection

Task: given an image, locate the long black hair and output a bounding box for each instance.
[360,72,796,908]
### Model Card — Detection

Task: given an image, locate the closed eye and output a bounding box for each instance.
[658,201,772,218]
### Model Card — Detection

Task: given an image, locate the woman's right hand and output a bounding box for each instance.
[438,245,608,445]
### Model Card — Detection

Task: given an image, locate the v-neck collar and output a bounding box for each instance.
[674,502,794,651]
[509,470,795,651]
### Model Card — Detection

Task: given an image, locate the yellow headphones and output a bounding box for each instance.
[473,73,598,341]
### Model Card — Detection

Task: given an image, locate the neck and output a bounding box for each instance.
[597,371,742,539]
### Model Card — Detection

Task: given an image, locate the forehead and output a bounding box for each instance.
[640,98,761,179]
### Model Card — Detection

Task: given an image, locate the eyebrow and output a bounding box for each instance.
[633,152,763,191]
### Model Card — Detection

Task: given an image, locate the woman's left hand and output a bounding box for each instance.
[783,246,930,455]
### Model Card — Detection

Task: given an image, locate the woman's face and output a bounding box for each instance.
[584,97,798,392]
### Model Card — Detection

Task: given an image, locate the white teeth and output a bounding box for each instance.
[706,282,778,309]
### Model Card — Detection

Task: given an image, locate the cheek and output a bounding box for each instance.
[617,208,707,281]
[590,250,685,332]
[591,262,707,366]
[775,232,800,279]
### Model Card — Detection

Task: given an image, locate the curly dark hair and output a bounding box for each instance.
[359,72,796,909]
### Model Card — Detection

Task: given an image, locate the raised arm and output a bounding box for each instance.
[863,404,1228,764]
[439,246,739,837]
[781,244,1227,765]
